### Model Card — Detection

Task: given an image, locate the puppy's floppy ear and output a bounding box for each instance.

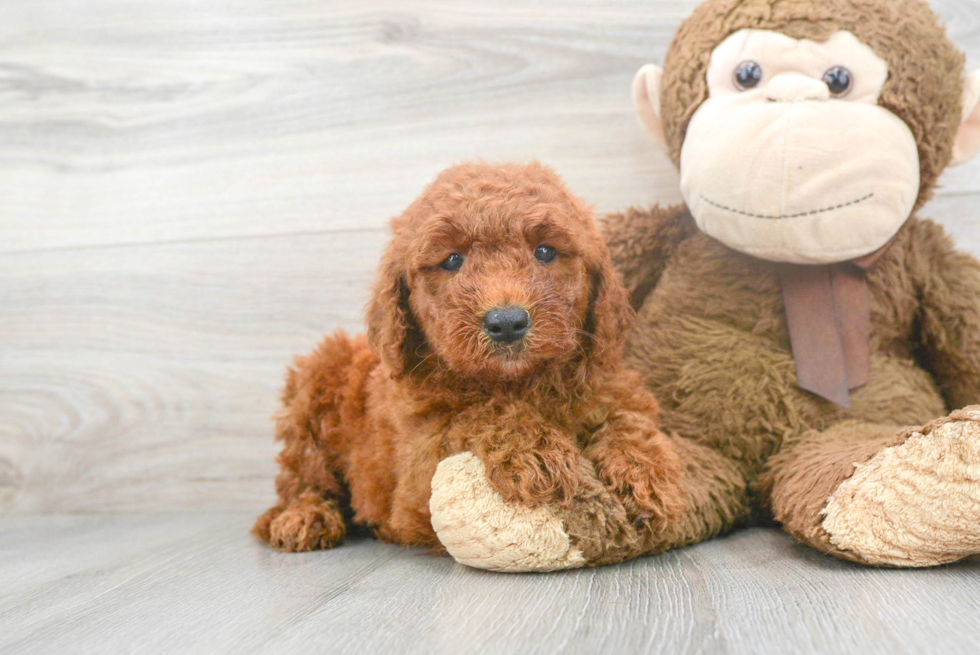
[584,246,634,364]
[366,243,423,378]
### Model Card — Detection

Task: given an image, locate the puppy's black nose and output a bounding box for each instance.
[483,306,530,343]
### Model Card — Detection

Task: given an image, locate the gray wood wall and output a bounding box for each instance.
[3,0,979,513]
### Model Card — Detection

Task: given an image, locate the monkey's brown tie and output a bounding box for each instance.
[776,246,889,408]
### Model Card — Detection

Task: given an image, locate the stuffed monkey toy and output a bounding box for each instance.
[429,0,980,570]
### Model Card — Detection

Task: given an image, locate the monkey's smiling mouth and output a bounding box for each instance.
[700,193,875,220]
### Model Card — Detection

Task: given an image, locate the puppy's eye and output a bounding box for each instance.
[440,253,464,272]
[734,61,763,91]
[534,245,557,263]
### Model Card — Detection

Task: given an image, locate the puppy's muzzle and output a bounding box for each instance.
[483,306,530,344]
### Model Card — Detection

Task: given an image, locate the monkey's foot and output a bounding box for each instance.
[822,406,980,567]
[429,452,586,572]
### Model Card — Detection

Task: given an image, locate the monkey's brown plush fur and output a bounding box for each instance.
[253,162,683,552]
[599,206,980,563]
[600,0,980,565]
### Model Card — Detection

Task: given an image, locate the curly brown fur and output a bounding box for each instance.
[253,162,684,552]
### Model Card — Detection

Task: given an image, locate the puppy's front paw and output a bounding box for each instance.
[590,433,684,529]
[259,495,346,552]
[430,452,586,572]
[482,442,580,508]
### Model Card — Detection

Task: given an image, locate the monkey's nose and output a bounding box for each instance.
[765,73,830,103]
[483,307,530,344]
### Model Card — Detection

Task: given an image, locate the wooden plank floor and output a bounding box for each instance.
[0,513,978,655]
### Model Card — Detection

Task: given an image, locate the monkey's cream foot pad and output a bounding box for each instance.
[430,452,586,572]
[823,407,980,567]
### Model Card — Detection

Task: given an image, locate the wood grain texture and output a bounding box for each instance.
[1,0,980,512]
[0,514,977,655]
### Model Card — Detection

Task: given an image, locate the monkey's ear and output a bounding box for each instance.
[951,70,980,166]
[632,64,667,148]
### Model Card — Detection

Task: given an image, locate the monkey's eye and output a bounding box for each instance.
[823,66,853,97]
[534,245,557,263]
[440,253,464,271]
[734,61,763,90]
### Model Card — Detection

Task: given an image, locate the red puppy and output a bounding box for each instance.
[253,162,682,552]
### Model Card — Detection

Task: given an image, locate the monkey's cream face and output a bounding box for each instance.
[680,30,920,264]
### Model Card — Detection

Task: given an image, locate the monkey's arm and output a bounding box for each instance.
[600,204,694,309]
[914,219,980,409]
